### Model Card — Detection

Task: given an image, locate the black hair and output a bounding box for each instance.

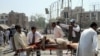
[52,22,56,25]
[31,26,36,30]
[57,21,60,25]
[90,22,97,27]
[15,25,21,30]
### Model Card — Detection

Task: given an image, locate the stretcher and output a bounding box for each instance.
[16,37,78,56]
[16,43,78,56]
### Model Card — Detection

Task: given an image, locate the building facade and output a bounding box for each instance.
[77,11,100,28]
[59,7,100,28]
[8,11,29,29]
[60,7,84,23]
[60,7,84,19]
[0,13,8,24]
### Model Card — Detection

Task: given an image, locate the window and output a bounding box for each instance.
[1,16,4,19]
[5,16,8,18]
[87,16,89,17]
[80,16,82,17]
[64,12,68,18]
[1,21,3,24]
[0,21,4,24]
[6,21,8,24]
[92,13,96,17]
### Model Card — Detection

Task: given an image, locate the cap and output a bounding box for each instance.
[70,19,75,23]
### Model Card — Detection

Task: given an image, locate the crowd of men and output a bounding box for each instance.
[0,19,99,56]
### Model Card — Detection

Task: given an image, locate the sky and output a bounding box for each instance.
[0,0,56,16]
[0,0,100,18]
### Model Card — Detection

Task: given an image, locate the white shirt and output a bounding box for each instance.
[0,31,4,43]
[27,31,43,44]
[0,31,4,38]
[60,24,80,37]
[53,25,64,39]
[5,30,10,37]
[76,28,98,56]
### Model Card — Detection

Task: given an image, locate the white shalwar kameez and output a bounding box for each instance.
[76,28,98,56]
[0,31,4,45]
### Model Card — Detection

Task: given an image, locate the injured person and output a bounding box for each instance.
[16,36,78,50]
[16,36,78,56]
[40,36,78,50]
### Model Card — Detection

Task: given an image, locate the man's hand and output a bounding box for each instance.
[95,54,98,56]
[23,46,31,51]
[95,51,99,55]
[93,50,99,56]
[26,47,30,49]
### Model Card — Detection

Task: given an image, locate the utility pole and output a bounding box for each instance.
[93,5,98,21]
[49,5,52,34]
[80,0,83,31]
[57,1,59,17]
[70,0,72,19]
[68,0,69,17]
[93,5,96,12]
[49,1,57,34]
[93,5,96,21]
[67,0,70,23]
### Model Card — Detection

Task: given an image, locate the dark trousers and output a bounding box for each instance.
[72,37,79,43]
[72,37,76,43]
[68,37,79,43]
[36,50,41,56]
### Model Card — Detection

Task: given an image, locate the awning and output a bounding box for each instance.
[0,24,10,29]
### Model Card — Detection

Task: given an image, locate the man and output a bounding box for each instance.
[5,29,10,44]
[52,22,64,56]
[0,30,4,46]
[60,19,80,43]
[57,21,60,26]
[52,22,64,39]
[14,25,28,56]
[9,27,16,50]
[76,22,98,56]
[27,26,43,56]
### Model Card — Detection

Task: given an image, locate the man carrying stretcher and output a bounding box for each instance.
[26,22,79,56]
[27,26,43,56]
[14,25,29,56]
[60,19,80,43]
[13,25,79,56]
[51,22,65,56]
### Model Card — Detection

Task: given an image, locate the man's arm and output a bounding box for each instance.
[73,25,80,32]
[37,32,43,38]
[60,24,69,29]
[93,32,98,55]
[60,29,64,37]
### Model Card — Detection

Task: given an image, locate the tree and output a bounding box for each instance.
[30,14,46,29]
[38,16,46,28]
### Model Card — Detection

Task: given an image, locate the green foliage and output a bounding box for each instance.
[30,14,46,29]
